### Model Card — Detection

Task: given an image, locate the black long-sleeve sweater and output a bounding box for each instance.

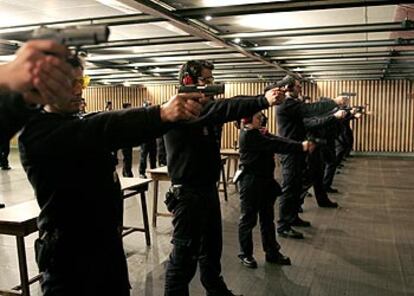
[0,92,39,142]
[19,106,167,234]
[165,95,269,186]
[239,128,303,177]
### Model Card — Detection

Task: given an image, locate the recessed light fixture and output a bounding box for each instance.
[123,81,131,87]
[205,15,212,21]
[96,0,139,14]
[233,38,241,44]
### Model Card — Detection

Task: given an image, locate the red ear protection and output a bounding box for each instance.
[182,75,194,85]
[241,117,252,124]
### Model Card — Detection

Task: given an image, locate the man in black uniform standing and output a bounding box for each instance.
[18,55,203,296]
[237,110,315,269]
[276,75,345,239]
[302,105,347,208]
[164,60,284,296]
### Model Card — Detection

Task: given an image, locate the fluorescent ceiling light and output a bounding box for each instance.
[154,22,188,36]
[96,0,141,14]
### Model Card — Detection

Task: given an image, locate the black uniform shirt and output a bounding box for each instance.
[165,95,269,186]
[276,97,338,141]
[19,106,166,235]
[239,128,303,177]
[0,92,39,142]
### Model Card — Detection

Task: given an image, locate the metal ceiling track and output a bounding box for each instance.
[249,39,414,51]
[269,51,414,60]
[221,21,414,39]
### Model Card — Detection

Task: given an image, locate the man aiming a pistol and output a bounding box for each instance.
[163,60,286,296]
[18,54,203,295]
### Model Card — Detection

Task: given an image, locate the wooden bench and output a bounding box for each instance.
[0,200,40,296]
[220,148,240,186]
[147,166,171,227]
[119,177,152,246]
[0,178,152,296]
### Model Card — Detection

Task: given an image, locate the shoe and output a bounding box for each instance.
[318,199,338,208]
[238,254,258,269]
[122,172,134,177]
[266,251,291,265]
[325,187,339,193]
[0,203,5,209]
[139,174,147,179]
[278,228,304,239]
[1,166,11,170]
[291,217,311,227]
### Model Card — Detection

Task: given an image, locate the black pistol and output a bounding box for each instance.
[177,84,225,97]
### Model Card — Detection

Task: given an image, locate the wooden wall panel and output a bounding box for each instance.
[84,79,414,153]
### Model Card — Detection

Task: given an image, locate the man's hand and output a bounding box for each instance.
[334,109,346,119]
[302,140,316,153]
[333,95,349,107]
[0,40,73,105]
[264,87,286,106]
[160,93,203,122]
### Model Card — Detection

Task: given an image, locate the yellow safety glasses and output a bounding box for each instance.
[73,75,91,89]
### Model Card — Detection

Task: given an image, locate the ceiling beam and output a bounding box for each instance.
[221,21,412,39]
[84,35,204,50]
[249,39,414,52]
[269,51,414,60]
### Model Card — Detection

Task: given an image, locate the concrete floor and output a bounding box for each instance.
[0,150,413,296]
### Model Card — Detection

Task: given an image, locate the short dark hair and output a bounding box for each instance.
[67,55,84,70]
[178,60,214,85]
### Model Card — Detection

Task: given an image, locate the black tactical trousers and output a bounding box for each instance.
[165,184,230,296]
[157,137,167,166]
[238,174,281,258]
[307,148,331,205]
[278,154,304,232]
[322,141,337,189]
[0,140,10,168]
[139,142,156,175]
[38,230,130,296]
[121,147,133,177]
